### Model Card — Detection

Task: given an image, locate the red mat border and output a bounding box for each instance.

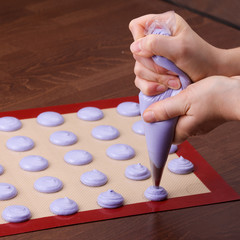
[0,96,239,237]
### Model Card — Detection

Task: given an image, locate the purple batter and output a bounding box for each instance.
[80,169,108,187]
[77,107,104,121]
[144,186,168,201]
[168,156,194,174]
[169,144,178,154]
[2,205,31,223]
[125,163,151,180]
[19,155,49,172]
[106,144,135,160]
[0,116,22,132]
[37,111,64,127]
[139,26,191,191]
[91,125,120,140]
[0,183,17,200]
[50,197,79,215]
[50,131,78,146]
[6,136,35,152]
[97,189,124,208]
[132,120,145,135]
[64,149,93,165]
[139,92,177,186]
[34,176,63,193]
[117,102,140,117]
[0,164,4,175]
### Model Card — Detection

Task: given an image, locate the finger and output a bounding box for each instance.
[142,89,190,122]
[129,14,156,40]
[130,34,178,61]
[134,76,167,96]
[133,54,168,74]
[173,115,195,144]
[150,11,177,34]
[134,61,180,89]
[129,11,177,40]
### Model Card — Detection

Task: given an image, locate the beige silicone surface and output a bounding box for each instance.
[0,107,210,223]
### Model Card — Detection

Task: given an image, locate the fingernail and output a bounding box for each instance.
[168,79,180,89]
[143,110,156,122]
[130,41,141,53]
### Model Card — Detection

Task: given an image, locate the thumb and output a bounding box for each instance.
[142,90,190,122]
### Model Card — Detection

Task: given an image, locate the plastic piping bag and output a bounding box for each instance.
[139,13,191,187]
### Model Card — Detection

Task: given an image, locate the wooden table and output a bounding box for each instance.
[0,0,239,239]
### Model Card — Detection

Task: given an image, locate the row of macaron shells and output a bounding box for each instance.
[0,102,143,132]
[1,191,124,223]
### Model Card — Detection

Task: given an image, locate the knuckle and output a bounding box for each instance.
[153,65,167,75]
[144,84,157,96]
[181,86,194,113]
[133,63,142,77]
[134,77,140,88]
[144,88,153,96]
[144,35,155,51]
[128,20,134,31]
[135,77,154,96]
[161,101,172,119]
[156,74,167,84]
[129,18,137,31]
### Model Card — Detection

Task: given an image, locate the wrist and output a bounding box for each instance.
[219,76,240,121]
[216,48,240,77]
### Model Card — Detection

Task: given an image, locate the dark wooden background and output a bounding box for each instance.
[0,0,239,239]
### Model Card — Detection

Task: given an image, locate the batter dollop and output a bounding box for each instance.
[80,169,108,187]
[116,102,140,117]
[34,176,63,193]
[50,131,78,146]
[6,136,34,152]
[19,155,49,172]
[97,189,124,208]
[77,107,104,121]
[132,120,145,135]
[0,183,17,200]
[106,144,135,160]
[125,163,150,180]
[2,205,31,223]
[168,156,194,174]
[37,111,64,127]
[50,197,79,215]
[0,116,22,132]
[64,149,93,165]
[91,125,119,140]
[144,186,168,201]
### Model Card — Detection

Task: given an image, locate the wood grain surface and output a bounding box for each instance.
[164,0,240,29]
[0,0,239,239]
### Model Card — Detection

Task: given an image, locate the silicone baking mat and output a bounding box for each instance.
[0,96,239,237]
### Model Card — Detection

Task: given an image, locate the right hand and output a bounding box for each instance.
[129,12,225,95]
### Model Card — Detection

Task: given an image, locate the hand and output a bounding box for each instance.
[129,12,239,95]
[141,76,240,143]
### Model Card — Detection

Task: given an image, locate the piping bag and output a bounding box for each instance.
[139,15,191,189]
